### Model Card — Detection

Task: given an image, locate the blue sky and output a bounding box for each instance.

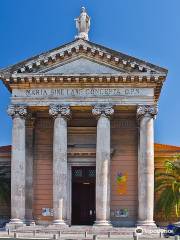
[0,0,180,146]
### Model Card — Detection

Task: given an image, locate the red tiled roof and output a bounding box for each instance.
[154,143,180,151]
[0,145,11,153]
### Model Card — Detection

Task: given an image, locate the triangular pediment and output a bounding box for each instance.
[0,39,167,77]
[0,39,168,101]
[40,57,123,75]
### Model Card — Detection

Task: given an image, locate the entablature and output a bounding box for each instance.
[6,74,164,101]
[0,39,168,102]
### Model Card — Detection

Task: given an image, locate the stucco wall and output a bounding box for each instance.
[32,111,138,226]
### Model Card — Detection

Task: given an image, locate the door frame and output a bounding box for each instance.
[67,157,96,225]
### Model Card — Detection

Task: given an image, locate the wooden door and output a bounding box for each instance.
[72,166,96,225]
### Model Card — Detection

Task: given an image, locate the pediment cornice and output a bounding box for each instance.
[0,39,168,101]
[1,39,167,76]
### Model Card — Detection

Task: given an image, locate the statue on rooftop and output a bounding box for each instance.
[75,7,90,41]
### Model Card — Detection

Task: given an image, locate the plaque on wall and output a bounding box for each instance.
[111,209,129,218]
[42,208,53,216]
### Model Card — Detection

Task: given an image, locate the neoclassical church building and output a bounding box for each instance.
[0,8,168,228]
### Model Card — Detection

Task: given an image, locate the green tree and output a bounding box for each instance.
[0,166,11,203]
[155,155,180,219]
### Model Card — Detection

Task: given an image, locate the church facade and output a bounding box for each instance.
[0,8,168,227]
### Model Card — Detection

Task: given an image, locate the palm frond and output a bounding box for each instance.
[155,157,180,218]
[155,172,176,179]
[155,188,176,218]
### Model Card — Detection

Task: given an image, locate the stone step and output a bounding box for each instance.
[12,226,136,234]
[2,226,162,239]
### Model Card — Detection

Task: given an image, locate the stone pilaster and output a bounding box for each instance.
[49,105,71,225]
[92,105,114,226]
[136,105,158,227]
[7,105,28,226]
[25,117,35,225]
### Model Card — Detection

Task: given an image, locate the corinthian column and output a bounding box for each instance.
[92,105,114,226]
[49,105,71,225]
[136,105,158,227]
[7,105,28,225]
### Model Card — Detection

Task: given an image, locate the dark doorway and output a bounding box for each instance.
[72,166,96,225]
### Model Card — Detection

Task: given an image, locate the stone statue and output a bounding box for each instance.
[75,7,90,40]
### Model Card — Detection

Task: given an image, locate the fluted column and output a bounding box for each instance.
[136,105,158,227]
[49,105,71,225]
[92,105,114,226]
[7,105,28,225]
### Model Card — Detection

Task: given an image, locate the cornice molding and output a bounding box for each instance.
[1,40,167,76]
[0,39,167,101]
[5,74,164,101]
[6,74,165,84]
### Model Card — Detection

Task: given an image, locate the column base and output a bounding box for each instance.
[6,219,25,230]
[52,219,68,226]
[9,218,24,224]
[25,219,36,226]
[136,220,157,227]
[93,220,112,227]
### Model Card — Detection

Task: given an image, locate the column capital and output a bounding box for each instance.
[137,105,158,120]
[7,104,28,119]
[92,104,114,118]
[49,104,71,119]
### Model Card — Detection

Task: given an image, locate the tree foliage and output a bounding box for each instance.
[155,155,180,219]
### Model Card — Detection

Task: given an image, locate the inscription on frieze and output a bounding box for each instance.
[12,88,153,98]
